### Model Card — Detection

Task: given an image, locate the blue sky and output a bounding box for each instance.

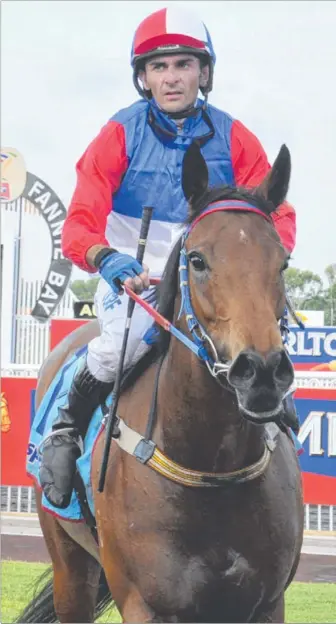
[2,0,336,280]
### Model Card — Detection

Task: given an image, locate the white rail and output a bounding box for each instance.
[1,486,335,532]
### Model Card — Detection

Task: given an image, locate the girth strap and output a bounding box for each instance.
[108,416,279,487]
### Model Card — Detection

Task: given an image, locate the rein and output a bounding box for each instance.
[103,200,284,488]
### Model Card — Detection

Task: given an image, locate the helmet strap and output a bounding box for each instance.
[133,71,150,99]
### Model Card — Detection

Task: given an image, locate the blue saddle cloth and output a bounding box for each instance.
[26,347,112,520]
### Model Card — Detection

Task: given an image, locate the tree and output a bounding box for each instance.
[284,265,336,326]
[325,264,336,325]
[325,263,336,285]
[70,278,99,301]
[284,268,323,309]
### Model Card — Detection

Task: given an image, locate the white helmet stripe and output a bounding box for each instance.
[165,6,207,42]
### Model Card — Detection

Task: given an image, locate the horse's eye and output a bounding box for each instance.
[281,260,289,273]
[188,252,207,272]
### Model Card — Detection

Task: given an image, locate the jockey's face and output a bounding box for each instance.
[139,54,209,113]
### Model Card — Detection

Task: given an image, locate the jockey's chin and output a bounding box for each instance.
[157,92,197,114]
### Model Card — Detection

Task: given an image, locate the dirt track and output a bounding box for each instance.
[2,535,336,583]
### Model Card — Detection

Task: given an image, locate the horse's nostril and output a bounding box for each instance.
[272,350,294,388]
[228,352,256,389]
[228,349,294,394]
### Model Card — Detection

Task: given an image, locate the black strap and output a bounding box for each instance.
[73,471,98,542]
[93,247,118,269]
[148,107,215,148]
[145,353,166,440]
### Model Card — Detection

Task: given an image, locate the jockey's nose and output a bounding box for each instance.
[228,348,294,399]
[164,67,180,84]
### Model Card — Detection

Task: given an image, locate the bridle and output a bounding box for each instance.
[103,199,284,487]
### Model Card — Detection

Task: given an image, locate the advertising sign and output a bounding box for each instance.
[1,147,27,201]
[288,326,336,371]
[1,146,73,322]
[1,377,37,486]
[293,310,324,327]
[73,301,97,319]
[296,392,336,505]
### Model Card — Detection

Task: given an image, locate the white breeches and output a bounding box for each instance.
[87,278,156,382]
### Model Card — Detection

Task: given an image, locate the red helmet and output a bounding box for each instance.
[131,7,216,95]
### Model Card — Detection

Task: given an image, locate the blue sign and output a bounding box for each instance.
[296,397,336,478]
[288,326,336,365]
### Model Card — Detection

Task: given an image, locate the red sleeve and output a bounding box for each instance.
[61,121,128,273]
[231,119,296,253]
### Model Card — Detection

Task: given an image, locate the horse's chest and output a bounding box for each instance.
[142,544,263,621]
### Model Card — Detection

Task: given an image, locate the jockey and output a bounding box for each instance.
[40,6,298,509]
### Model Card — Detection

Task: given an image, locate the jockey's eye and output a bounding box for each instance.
[188,252,207,273]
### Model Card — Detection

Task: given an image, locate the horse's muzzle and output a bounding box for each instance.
[227,348,294,422]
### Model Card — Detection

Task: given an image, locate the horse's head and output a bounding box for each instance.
[180,142,294,423]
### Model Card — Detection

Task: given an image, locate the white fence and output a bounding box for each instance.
[12,279,77,366]
[1,364,40,377]
[2,198,78,367]
[1,485,335,532]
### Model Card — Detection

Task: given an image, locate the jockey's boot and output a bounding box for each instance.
[39,362,113,509]
[281,392,300,435]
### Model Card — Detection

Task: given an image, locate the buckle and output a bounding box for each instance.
[201,333,230,378]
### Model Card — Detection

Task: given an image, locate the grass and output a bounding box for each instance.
[285,582,336,623]
[1,562,47,624]
[0,562,120,624]
[1,561,336,623]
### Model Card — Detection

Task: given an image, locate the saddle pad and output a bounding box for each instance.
[26,347,109,521]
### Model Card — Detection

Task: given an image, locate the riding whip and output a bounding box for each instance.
[98,206,153,492]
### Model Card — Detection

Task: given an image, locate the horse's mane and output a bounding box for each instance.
[121,184,272,392]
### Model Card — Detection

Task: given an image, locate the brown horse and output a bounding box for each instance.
[18,143,304,623]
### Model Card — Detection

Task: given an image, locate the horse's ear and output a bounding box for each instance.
[182,142,209,203]
[255,144,291,209]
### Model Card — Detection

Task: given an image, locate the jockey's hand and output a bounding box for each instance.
[98,251,150,295]
[123,263,150,294]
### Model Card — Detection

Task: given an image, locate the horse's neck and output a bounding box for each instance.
[157,336,265,473]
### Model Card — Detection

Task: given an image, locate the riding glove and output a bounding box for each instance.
[98,250,143,294]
